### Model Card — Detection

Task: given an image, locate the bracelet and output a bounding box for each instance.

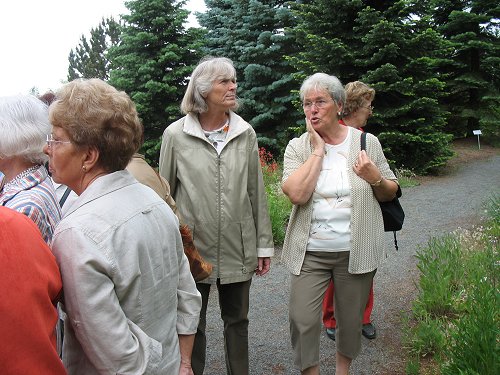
[311,153,324,158]
[370,177,384,187]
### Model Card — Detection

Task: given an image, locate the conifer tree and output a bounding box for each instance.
[288,0,454,173]
[109,0,204,164]
[199,0,300,154]
[67,17,121,81]
[428,0,500,142]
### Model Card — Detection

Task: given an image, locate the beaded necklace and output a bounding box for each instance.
[2,165,40,192]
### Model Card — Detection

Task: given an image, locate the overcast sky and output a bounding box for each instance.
[0,0,206,96]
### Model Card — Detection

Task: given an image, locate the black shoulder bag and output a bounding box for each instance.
[361,132,405,250]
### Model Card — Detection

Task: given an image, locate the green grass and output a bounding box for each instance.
[395,167,420,188]
[404,192,500,374]
[265,182,292,246]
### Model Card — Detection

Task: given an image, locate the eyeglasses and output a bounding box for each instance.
[303,99,333,110]
[46,134,71,148]
[363,105,374,111]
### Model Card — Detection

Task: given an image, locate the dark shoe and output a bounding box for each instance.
[325,328,336,341]
[362,323,376,339]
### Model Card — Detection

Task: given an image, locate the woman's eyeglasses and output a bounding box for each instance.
[363,105,374,111]
[303,99,333,110]
[46,134,71,148]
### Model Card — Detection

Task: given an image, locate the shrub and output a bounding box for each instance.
[413,236,465,318]
[378,131,454,174]
[408,314,446,358]
[405,193,500,374]
[440,238,499,374]
[259,147,292,246]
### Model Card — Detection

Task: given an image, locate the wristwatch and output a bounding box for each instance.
[370,177,383,187]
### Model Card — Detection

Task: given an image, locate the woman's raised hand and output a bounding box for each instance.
[306,118,325,155]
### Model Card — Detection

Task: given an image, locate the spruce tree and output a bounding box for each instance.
[287,0,364,81]
[109,0,204,164]
[67,17,121,81]
[429,0,500,143]
[288,0,454,173]
[199,0,300,155]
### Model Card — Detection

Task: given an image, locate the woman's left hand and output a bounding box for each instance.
[256,257,271,276]
[353,150,382,184]
[353,150,399,201]
[179,362,194,375]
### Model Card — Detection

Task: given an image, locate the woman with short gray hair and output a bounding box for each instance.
[0,94,61,243]
[282,73,399,375]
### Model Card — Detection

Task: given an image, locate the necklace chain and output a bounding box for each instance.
[3,165,40,190]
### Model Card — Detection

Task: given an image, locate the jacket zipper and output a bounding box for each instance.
[216,154,222,278]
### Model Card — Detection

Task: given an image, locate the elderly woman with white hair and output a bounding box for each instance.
[159,56,274,375]
[281,73,399,375]
[0,94,61,243]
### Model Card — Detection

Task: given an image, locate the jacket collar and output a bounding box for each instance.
[63,170,136,217]
[182,111,249,145]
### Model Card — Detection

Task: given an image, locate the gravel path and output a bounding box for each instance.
[201,154,500,375]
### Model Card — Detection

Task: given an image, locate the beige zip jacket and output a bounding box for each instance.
[281,129,397,275]
[159,111,274,284]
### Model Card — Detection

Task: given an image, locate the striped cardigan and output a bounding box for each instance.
[281,128,397,275]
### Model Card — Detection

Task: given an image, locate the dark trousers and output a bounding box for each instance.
[192,279,251,375]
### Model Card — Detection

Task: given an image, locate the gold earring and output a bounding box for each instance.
[82,166,87,172]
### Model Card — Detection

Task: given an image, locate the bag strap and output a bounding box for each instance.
[59,187,72,207]
[393,231,399,251]
[360,132,399,251]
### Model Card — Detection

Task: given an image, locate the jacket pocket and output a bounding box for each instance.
[240,219,258,273]
[191,223,218,267]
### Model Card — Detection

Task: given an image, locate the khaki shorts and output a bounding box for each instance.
[289,251,375,370]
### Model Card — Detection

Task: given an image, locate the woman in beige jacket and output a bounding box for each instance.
[159,57,274,375]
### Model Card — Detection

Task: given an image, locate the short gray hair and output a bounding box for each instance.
[299,73,345,108]
[181,56,239,115]
[0,94,50,164]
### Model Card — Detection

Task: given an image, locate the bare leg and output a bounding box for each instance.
[335,352,352,375]
[301,365,319,375]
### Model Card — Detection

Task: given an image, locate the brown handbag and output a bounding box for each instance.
[179,224,213,282]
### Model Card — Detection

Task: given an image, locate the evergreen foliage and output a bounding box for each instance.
[287,0,454,173]
[108,0,205,164]
[67,17,121,81]
[428,0,500,144]
[65,0,499,171]
[198,0,301,156]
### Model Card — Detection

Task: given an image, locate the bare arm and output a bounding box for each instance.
[178,334,195,375]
